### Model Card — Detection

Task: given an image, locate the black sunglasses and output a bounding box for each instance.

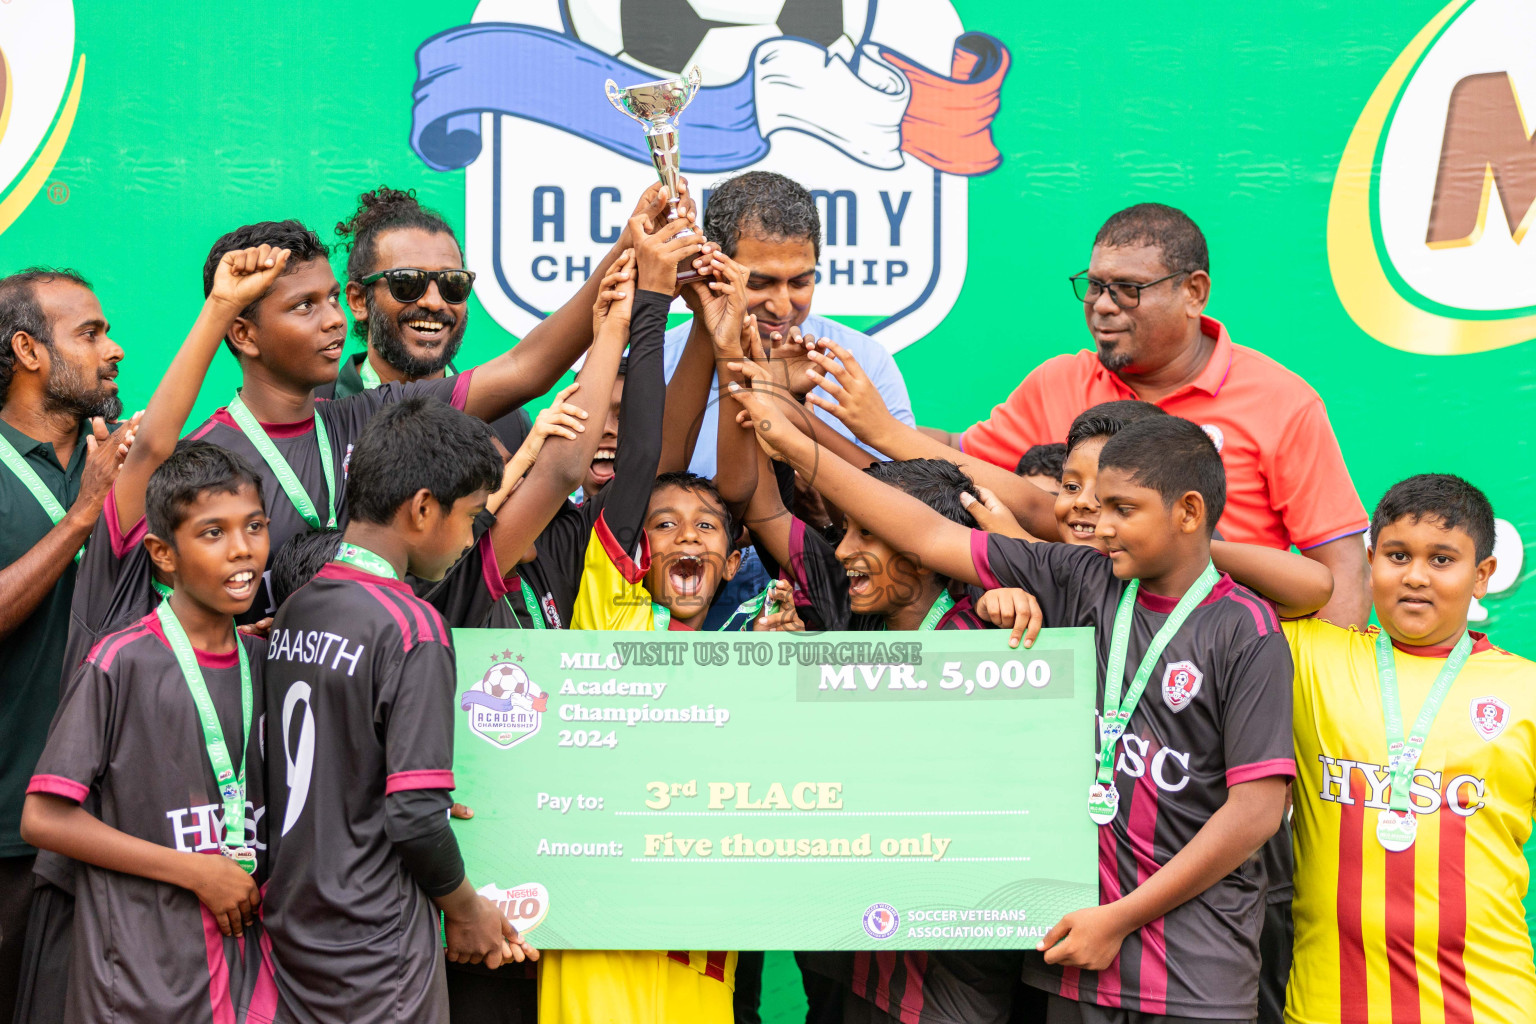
[359,268,476,305]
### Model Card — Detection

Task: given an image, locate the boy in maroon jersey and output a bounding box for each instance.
[21,442,273,1024]
[730,375,1293,1024]
[261,398,534,1024]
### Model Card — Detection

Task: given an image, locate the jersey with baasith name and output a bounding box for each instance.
[261,561,459,1024]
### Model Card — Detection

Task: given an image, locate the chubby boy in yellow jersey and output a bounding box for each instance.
[1286,474,1536,1024]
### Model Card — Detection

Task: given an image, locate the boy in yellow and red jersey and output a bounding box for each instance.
[1286,473,1536,1024]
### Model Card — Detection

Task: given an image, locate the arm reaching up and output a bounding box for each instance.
[803,339,1057,538]
[458,182,703,422]
[725,361,982,587]
[114,245,292,534]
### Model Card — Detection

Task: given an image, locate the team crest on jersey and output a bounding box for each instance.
[1471,695,1510,741]
[461,661,547,749]
[408,0,1011,353]
[1162,660,1203,712]
[863,903,899,939]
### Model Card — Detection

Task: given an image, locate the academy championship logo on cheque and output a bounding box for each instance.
[0,0,84,238]
[1329,0,1536,355]
[409,0,1010,353]
[461,659,548,749]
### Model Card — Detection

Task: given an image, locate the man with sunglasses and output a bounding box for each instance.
[929,202,1368,630]
[326,186,536,457]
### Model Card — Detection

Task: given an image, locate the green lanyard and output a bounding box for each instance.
[874,590,956,631]
[918,590,955,630]
[152,579,173,600]
[0,431,83,563]
[1372,629,1474,852]
[359,357,455,390]
[1088,561,1221,826]
[227,395,337,530]
[333,542,399,579]
[156,603,256,874]
[501,577,547,629]
[651,602,672,631]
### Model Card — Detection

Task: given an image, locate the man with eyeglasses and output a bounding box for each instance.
[928,202,1368,631]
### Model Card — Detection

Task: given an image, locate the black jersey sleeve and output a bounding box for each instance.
[30,659,114,804]
[586,289,670,559]
[1218,630,1298,784]
[63,492,156,683]
[379,638,457,841]
[970,534,1112,627]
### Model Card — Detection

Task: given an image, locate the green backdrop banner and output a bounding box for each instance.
[449,627,1099,950]
[4,0,1536,980]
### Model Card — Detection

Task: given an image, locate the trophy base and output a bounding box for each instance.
[676,260,701,284]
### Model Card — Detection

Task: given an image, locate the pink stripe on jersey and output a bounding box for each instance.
[200,905,236,1024]
[873,951,897,1015]
[1094,822,1124,1008]
[88,625,152,670]
[1128,761,1167,1015]
[27,774,89,803]
[385,769,456,794]
[104,489,148,558]
[249,929,279,1022]
[1227,590,1277,636]
[970,530,1002,590]
[1226,758,1296,786]
[1058,967,1081,1000]
[359,582,418,652]
[899,952,927,1024]
[478,531,511,601]
[451,366,475,410]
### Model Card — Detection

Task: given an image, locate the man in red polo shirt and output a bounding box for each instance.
[929,203,1369,628]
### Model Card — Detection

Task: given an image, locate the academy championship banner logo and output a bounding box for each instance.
[461,658,548,749]
[409,0,1010,352]
[0,0,84,238]
[1329,0,1536,355]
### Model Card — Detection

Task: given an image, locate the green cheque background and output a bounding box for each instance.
[4,2,1535,1017]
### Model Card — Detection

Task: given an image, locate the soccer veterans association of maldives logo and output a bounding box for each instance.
[409,0,1011,352]
[461,657,549,749]
[0,0,84,238]
[1471,694,1510,741]
[863,902,899,939]
[1329,0,1536,355]
[1161,659,1202,712]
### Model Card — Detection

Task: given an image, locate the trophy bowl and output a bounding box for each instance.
[606,66,703,282]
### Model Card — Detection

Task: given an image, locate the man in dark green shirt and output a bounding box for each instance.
[0,268,136,1019]
[321,186,533,452]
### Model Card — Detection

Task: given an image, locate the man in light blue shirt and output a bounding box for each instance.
[662,171,914,480]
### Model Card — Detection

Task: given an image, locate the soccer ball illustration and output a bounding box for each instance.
[483,662,530,700]
[562,0,869,85]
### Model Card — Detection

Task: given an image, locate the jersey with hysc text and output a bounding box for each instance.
[1285,618,1536,1024]
[29,616,270,1024]
[261,562,458,1024]
[188,373,469,623]
[973,538,1296,1019]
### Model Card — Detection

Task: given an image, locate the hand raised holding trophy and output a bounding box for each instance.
[606,66,704,283]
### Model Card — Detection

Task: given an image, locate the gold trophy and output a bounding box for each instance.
[606,66,703,281]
